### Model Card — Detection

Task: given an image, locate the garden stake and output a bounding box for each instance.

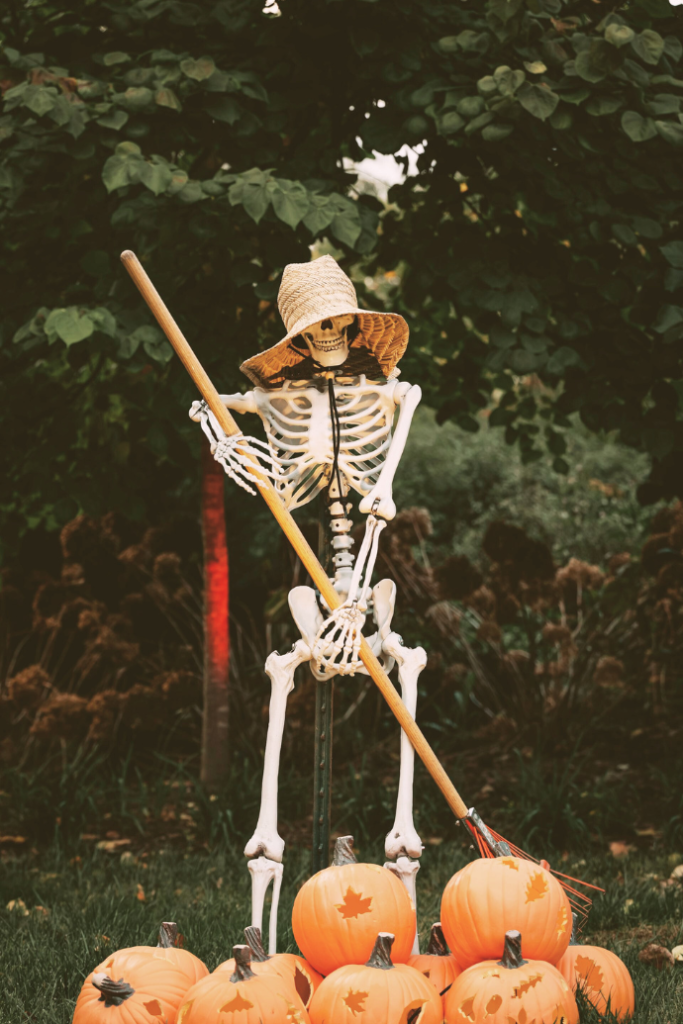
[120,250,601,930]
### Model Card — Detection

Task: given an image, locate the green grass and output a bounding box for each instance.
[1,843,681,1023]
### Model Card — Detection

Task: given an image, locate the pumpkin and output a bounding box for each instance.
[178,945,309,1023]
[309,932,443,1024]
[292,835,415,976]
[214,926,322,1008]
[556,915,634,1021]
[443,929,579,1024]
[407,922,462,998]
[441,856,571,968]
[74,924,208,1024]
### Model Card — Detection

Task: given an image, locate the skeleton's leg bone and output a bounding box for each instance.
[384,855,421,955]
[248,856,280,940]
[383,633,427,862]
[267,860,284,955]
[244,639,311,861]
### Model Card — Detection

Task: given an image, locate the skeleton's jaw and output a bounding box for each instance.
[307,340,350,368]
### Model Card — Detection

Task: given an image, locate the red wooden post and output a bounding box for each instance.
[200,438,230,790]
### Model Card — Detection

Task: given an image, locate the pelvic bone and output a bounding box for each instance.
[302,313,355,367]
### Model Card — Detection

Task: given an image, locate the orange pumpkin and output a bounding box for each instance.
[441,856,571,968]
[74,924,208,1024]
[214,926,322,1008]
[407,922,462,998]
[556,916,634,1021]
[444,929,579,1024]
[178,945,309,1023]
[292,835,415,976]
[309,932,443,1024]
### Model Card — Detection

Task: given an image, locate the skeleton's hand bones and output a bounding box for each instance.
[189,400,280,496]
[312,600,366,676]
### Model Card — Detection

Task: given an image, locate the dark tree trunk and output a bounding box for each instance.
[200,440,230,790]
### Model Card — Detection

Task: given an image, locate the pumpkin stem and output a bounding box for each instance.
[499,930,528,969]
[157,922,178,948]
[332,835,357,866]
[426,923,450,956]
[365,932,395,970]
[244,925,269,962]
[91,974,135,1007]
[569,912,579,946]
[230,945,256,983]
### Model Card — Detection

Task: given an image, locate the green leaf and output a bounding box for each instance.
[44,308,94,346]
[96,109,129,130]
[586,96,622,116]
[120,87,154,110]
[241,184,270,223]
[646,93,680,116]
[490,325,516,349]
[101,141,143,192]
[631,30,664,66]
[653,305,683,333]
[437,36,460,53]
[464,111,494,135]
[524,61,547,74]
[561,88,590,105]
[23,85,57,117]
[509,349,541,373]
[549,109,572,130]
[604,24,634,49]
[439,110,465,134]
[660,241,683,268]
[655,120,683,144]
[155,88,182,112]
[204,96,241,124]
[331,211,362,248]
[454,30,490,54]
[129,325,173,363]
[89,307,117,337]
[493,66,525,96]
[457,96,485,118]
[271,182,309,229]
[664,36,683,64]
[612,224,637,246]
[176,181,205,204]
[631,217,662,239]
[620,110,657,141]
[139,159,173,196]
[665,268,683,292]
[517,82,559,121]
[546,346,582,373]
[477,76,498,98]
[180,57,216,81]
[575,51,606,83]
[303,195,335,234]
[482,122,514,141]
[103,52,131,66]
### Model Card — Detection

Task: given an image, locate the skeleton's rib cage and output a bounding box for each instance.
[253,376,399,512]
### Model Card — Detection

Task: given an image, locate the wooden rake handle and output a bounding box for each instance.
[120,250,469,821]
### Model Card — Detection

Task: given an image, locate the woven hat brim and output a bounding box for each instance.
[240,309,408,388]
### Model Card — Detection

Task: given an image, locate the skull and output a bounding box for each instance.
[302,314,356,368]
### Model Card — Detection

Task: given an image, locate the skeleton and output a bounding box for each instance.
[192,312,425,953]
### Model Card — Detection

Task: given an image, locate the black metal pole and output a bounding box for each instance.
[311,675,333,873]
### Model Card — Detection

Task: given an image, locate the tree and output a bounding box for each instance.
[1,0,682,572]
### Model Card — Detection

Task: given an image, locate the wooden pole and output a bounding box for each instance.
[120,250,469,822]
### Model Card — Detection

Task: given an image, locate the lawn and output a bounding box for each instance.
[1,840,681,1023]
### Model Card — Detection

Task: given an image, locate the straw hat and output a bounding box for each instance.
[240,255,409,388]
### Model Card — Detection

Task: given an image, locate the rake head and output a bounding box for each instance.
[460,807,603,928]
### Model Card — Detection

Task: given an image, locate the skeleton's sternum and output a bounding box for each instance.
[307,390,334,463]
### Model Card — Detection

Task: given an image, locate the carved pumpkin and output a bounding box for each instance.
[292,836,415,976]
[178,945,310,1023]
[443,930,579,1024]
[214,926,321,1008]
[74,924,209,1024]
[556,915,634,1021]
[407,923,462,998]
[309,932,443,1024]
[441,857,571,968]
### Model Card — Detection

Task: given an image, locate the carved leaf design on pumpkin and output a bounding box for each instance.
[556,904,569,937]
[512,973,543,998]
[399,999,427,1024]
[505,1008,538,1024]
[335,887,373,919]
[500,857,520,871]
[343,989,369,1016]
[220,992,255,1012]
[459,996,476,1021]
[574,954,605,993]
[143,1000,163,1016]
[525,872,549,903]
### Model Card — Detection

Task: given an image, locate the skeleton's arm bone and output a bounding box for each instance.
[358,383,421,520]
[219,391,258,415]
